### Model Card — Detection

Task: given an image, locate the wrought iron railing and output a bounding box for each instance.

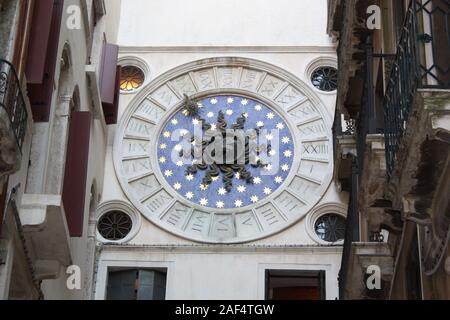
[384,0,450,177]
[0,59,28,151]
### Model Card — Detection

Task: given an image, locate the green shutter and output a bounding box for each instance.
[137,270,167,301]
[106,270,138,300]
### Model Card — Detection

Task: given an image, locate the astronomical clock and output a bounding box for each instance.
[114,58,334,243]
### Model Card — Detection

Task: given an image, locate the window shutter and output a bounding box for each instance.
[100,43,120,125]
[25,0,54,84]
[62,112,92,237]
[103,66,121,125]
[93,0,106,22]
[26,0,64,123]
[106,270,138,300]
[137,270,167,300]
[100,43,119,105]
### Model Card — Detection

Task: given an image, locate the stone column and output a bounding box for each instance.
[44,94,73,195]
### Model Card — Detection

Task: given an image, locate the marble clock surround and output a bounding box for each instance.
[113,57,334,243]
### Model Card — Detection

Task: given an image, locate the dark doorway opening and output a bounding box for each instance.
[265,270,326,300]
[106,268,167,300]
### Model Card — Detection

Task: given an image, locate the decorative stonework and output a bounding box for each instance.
[306,203,347,245]
[96,201,142,244]
[305,57,338,95]
[114,57,334,243]
[389,92,450,275]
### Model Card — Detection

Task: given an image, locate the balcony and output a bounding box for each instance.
[0,59,28,177]
[336,37,399,300]
[19,194,73,280]
[333,0,450,300]
[382,2,449,281]
[339,160,395,300]
[384,0,450,177]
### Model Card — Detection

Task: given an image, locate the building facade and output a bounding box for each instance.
[0,0,122,299]
[328,0,450,299]
[1,0,350,301]
[93,0,346,300]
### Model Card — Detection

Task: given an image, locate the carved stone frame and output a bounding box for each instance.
[113,57,335,244]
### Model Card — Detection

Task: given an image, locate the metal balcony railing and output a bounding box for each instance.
[0,59,28,151]
[384,0,450,177]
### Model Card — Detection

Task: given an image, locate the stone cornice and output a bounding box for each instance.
[119,46,337,54]
[99,243,344,255]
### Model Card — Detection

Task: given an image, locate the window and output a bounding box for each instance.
[311,67,338,92]
[98,211,133,241]
[265,270,326,301]
[106,269,167,300]
[120,66,145,92]
[314,214,346,243]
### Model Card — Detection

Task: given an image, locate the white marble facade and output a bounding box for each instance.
[95,0,346,300]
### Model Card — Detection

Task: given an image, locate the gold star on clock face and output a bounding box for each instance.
[284,150,293,158]
[174,182,182,190]
[185,192,194,200]
[164,170,173,177]
[218,188,227,196]
[216,201,225,209]
[282,137,291,144]
[237,185,247,193]
[275,176,284,184]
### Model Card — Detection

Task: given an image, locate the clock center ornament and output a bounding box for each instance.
[114,58,333,243]
[157,95,295,210]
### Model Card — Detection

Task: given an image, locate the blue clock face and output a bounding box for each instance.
[157,95,295,210]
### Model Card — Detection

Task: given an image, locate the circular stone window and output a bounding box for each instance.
[311,67,338,92]
[314,214,346,243]
[98,211,133,241]
[120,66,145,92]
